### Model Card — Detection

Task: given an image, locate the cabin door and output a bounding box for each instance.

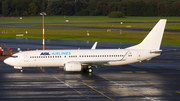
[137,51,141,61]
[24,53,29,62]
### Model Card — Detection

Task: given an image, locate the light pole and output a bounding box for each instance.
[40,12,46,50]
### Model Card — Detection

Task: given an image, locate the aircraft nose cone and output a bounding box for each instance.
[4,58,11,65]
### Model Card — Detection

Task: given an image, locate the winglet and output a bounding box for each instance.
[119,50,130,61]
[91,42,98,49]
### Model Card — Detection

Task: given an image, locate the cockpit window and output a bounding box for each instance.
[11,56,18,58]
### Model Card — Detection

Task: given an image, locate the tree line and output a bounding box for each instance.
[1,0,180,16]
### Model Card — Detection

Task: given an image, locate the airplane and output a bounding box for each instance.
[4,19,167,73]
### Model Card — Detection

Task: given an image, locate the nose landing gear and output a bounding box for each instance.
[20,69,23,73]
[14,67,23,73]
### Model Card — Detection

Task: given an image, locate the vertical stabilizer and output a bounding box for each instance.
[126,19,167,50]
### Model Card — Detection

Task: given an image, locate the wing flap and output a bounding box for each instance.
[80,60,113,66]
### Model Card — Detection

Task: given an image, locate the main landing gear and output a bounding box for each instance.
[88,68,93,73]
[83,66,93,73]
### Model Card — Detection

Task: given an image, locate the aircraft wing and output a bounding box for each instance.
[80,60,115,66]
[79,50,130,66]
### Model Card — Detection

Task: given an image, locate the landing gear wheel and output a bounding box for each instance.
[20,69,23,73]
[88,68,93,73]
[82,68,93,73]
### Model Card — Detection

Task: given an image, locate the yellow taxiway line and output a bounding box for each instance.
[82,82,114,101]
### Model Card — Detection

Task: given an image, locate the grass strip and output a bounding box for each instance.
[0,16,180,22]
[0,27,179,45]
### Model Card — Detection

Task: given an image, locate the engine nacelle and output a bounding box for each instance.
[64,62,82,71]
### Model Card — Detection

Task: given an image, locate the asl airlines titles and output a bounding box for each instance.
[40,52,71,55]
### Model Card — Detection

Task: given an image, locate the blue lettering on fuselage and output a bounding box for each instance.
[40,52,71,55]
[51,52,71,55]
[40,52,50,55]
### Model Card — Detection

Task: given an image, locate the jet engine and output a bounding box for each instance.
[64,62,82,71]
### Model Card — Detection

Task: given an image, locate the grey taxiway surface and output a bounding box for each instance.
[0,38,180,101]
[0,22,180,32]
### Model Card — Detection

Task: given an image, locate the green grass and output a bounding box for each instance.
[0,16,180,22]
[0,16,180,45]
[0,27,180,45]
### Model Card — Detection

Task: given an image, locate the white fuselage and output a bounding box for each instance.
[4,49,160,68]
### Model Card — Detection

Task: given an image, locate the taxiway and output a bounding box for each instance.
[0,38,180,101]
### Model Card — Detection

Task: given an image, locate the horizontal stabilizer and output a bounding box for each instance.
[150,49,176,53]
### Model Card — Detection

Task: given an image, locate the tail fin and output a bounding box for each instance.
[126,19,167,50]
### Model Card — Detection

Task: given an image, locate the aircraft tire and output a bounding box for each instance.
[88,68,93,73]
[20,70,23,73]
